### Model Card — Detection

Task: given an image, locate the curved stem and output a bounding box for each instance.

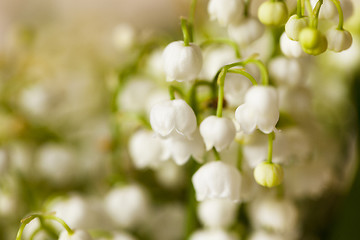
[267,132,275,163]
[188,80,216,116]
[305,0,315,26]
[169,85,185,100]
[181,18,191,46]
[200,39,241,59]
[243,58,269,86]
[313,0,323,28]
[227,69,258,86]
[330,0,344,30]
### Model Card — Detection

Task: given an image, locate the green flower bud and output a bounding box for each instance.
[299,27,328,55]
[285,15,308,41]
[258,1,288,26]
[254,162,284,188]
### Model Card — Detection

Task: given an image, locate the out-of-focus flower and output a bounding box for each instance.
[326,28,353,52]
[228,17,265,46]
[280,33,305,58]
[189,229,238,240]
[268,57,305,87]
[192,161,241,202]
[258,1,288,26]
[207,0,244,26]
[59,230,93,240]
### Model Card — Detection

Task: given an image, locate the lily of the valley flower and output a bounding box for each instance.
[199,116,236,152]
[162,41,203,82]
[190,229,237,240]
[326,28,353,52]
[207,0,244,26]
[150,99,197,138]
[285,15,308,41]
[280,33,305,58]
[192,161,241,202]
[235,86,279,134]
[228,17,265,46]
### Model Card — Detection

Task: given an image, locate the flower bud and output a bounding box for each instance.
[199,116,236,152]
[192,161,241,202]
[258,1,288,26]
[299,27,328,55]
[162,41,203,82]
[285,15,308,41]
[253,162,283,187]
[326,28,352,52]
[208,0,244,26]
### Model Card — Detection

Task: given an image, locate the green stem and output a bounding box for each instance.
[200,39,241,59]
[16,214,74,240]
[237,144,243,172]
[188,0,197,42]
[188,80,215,116]
[244,0,251,17]
[169,85,185,100]
[227,69,258,86]
[181,18,191,46]
[212,147,221,161]
[305,0,314,26]
[313,0,323,28]
[267,132,275,163]
[29,228,42,240]
[297,0,303,17]
[330,0,344,30]
[244,58,269,86]
[216,69,226,118]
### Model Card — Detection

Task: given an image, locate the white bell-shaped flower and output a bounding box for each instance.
[162,41,203,82]
[326,28,353,52]
[280,33,305,58]
[268,57,305,87]
[192,161,241,202]
[197,199,239,228]
[235,86,279,134]
[129,129,163,169]
[208,0,244,26]
[59,230,93,240]
[285,15,308,41]
[104,185,150,228]
[224,72,253,107]
[228,17,265,46]
[161,129,205,165]
[199,116,236,152]
[150,99,197,138]
[190,229,237,240]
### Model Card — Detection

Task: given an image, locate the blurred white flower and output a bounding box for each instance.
[20,85,49,117]
[224,72,252,107]
[285,15,308,41]
[208,0,244,26]
[249,197,298,234]
[228,17,265,46]
[112,232,137,240]
[280,32,305,58]
[112,23,136,50]
[268,57,305,87]
[197,198,239,228]
[161,129,205,165]
[150,99,197,138]
[162,41,203,82]
[154,160,185,189]
[104,184,150,229]
[235,86,279,134]
[129,129,163,169]
[199,116,236,152]
[248,230,290,240]
[190,229,237,240]
[192,161,241,202]
[326,28,353,52]
[59,230,93,240]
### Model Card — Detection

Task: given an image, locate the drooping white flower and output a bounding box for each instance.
[280,32,305,58]
[200,116,236,152]
[59,230,93,240]
[197,199,239,228]
[162,41,203,82]
[268,57,305,87]
[285,15,308,41]
[192,161,242,202]
[224,72,252,107]
[161,129,205,165]
[228,17,265,46]
[249,197,298,234]
[326,28,353,52]
[150,99,197,138]
[208,0,244,26]
[104,185,150,228]
[190,229,237,240]
[235,86,279,134]
[129,129,163,169]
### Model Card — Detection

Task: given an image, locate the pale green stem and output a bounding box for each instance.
[188,0,197,42]
[267,132,275,163]
[227,69,258,86]
[181,18,190,46]
[313,0,323,28]
[213,147,221,161]
[200,39,241,58]
[305,0,315,25]
[330,0,344,30]
[297,0,303,17]
[169,85,184,100]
